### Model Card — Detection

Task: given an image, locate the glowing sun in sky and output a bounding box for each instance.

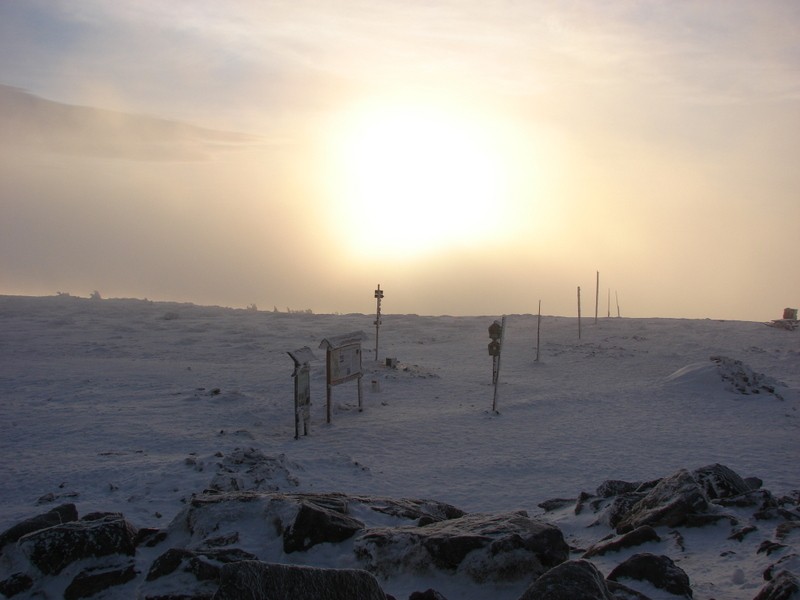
[323,98,514,261]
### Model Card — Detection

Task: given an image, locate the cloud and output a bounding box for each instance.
[0,85,262,162]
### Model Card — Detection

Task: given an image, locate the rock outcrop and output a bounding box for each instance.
[518,560,616,600]
[0,463,796,599]
[355,510,569,583]
[214,561,387,600]
[607,553,693,598]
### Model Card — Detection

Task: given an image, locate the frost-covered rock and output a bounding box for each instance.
[607,553,693,598]
[596,480,643,498]
[692,463,755,500]
[16,513,138,575]
[753,569,800,600]
[206,448,300,492]
[0,503,78,553]
[354,510,568,583]
[764,555,800,582]
[0,473,794,599]
[0,572,34,597]
[147,547,259,582]
[63,561,137,600]
[615,469,708,533]
[665,356,785,399]
[409,589,449,600]
[518,559,615,600]
[174,491,464,556]
[582,525,660,558]
[283,499,365,553]
[709,355,784,399]
[213,561,388,600]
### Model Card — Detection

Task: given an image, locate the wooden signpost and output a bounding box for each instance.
[488,316,506,413]
[287,346,316,440]
[319,331,366,424]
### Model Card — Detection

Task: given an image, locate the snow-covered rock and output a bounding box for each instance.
[518,559,616,600]
[607,552,693,598]
[354,510,569,583]
[214,561,388,600]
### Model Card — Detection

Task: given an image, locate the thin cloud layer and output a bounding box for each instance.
[0,85,261,161]
[0,1,799,319]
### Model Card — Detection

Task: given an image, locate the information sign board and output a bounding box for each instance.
[330,343,362,385]
[319,331,366,423]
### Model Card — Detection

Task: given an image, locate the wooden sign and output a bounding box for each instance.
[330,343,362,385]
[319,331,366,423]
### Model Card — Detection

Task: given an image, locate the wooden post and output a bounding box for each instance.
[595,271,599,325]
[357,374,363,412]
[535,300,541,362]
[288,347,315,440]
[492,315,507,413]
[325,349,333,423]
[577,286,582,339]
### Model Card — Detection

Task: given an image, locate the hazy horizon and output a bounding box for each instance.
[1,2,798,321]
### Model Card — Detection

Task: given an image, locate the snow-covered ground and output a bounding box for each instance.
[0,294,797,599]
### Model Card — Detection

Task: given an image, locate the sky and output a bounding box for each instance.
[1,1,798,320]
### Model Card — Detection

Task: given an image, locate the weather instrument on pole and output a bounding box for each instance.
[374,284,383,361]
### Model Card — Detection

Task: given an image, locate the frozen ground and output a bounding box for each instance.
[0,294,797,599]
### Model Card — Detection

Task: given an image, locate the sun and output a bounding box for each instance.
[322,99,511,260]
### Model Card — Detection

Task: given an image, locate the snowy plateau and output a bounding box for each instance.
[0,294,798,599]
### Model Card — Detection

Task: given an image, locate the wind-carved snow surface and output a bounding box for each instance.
[0,295,798,599]
[666,355,786,399]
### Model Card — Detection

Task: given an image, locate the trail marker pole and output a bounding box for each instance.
[595,271,599,325]
[535,300,542,363]
[577,286,582,339]
[607,289,611,318]
[373,284,383,361]
[615,291,621,318]
[489,316,506,413]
